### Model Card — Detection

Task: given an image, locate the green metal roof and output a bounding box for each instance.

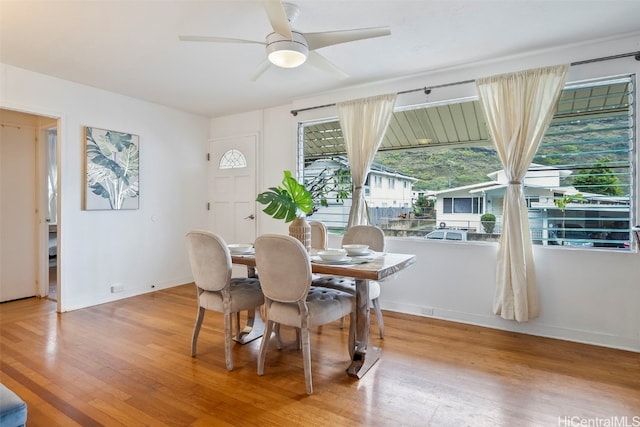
[303,80,630,160]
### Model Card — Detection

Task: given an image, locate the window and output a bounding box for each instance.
[219,149,247,169]
[443,197,483,214]
[301,75,635,250]
[389,178,395,189]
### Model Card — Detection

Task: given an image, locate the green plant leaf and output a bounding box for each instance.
[256,171,314,223]
[256,187,297,222]
[281,170,313,214]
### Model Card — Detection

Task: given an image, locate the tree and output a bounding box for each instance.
[413,194,433,216]
[572,161,623,196]
[303,166,352,214]
[480,213,496,234]
[554,193,587,240]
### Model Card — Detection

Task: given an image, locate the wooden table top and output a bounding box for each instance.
[231,251,416,281]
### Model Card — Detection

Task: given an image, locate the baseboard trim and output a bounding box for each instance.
[382,301,640,353]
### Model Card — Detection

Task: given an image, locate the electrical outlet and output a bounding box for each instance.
[420,307,434,316]
[110,284,124,293]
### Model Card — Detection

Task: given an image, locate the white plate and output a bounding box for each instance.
[317,249,348,262]
[228,244,254,254]
[347,250,374,257]
[231,249,254,255]
[342,244,370,256]
[311,257,370,265]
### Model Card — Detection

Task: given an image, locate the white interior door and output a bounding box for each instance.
[1,123,37,302]
[209,134,257,245]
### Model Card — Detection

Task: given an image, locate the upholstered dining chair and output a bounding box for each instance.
[309,221,328,250]
[312,225,386,338]
[185,230,264,371]
[254,234,355,395]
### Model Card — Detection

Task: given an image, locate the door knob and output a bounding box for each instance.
[245,214,255,220]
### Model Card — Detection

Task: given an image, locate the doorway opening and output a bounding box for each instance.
[0,108,60,306]
[46,128,58,301]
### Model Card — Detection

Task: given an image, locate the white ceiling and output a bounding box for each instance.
[1,0,640,118]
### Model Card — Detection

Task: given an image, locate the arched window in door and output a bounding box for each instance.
[219,149,247,169]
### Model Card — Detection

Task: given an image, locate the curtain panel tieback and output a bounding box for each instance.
[476,63,569,322]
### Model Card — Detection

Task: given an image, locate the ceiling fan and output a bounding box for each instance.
[179,0,391,81]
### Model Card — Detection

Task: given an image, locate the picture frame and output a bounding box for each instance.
[82,126,139,210]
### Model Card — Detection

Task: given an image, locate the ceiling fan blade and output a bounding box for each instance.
[263,0,293,39]
[305,27,391,51]
[179,35,265,45]
[250,60,272,81]
[306,51,348,79]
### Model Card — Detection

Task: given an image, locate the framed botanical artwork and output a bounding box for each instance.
[83,126,140,210]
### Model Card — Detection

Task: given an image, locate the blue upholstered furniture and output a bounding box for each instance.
[0,383,27,427]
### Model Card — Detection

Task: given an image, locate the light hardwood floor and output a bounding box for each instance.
[1,284,638,426]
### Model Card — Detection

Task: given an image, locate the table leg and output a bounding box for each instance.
[233,266,265,344]
[346,278,380,378]
[233,306,265,344]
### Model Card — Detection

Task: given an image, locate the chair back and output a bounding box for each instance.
[254,234,311,303]
[343,225,386,252]
[309,221,328,250]
[186,230,232,292]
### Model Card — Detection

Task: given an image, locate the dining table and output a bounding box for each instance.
[230,248,416,379]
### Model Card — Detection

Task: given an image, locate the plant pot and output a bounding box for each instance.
[289,216,311,252]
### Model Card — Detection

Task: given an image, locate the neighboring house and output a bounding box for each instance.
[432,164,630,246]
[304,157,419,228]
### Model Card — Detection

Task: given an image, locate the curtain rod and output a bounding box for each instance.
[290,50,640,116]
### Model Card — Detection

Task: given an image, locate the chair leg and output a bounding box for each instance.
[191,306,205,357]
[234,311,241,339]
[372,298,385,339]
[258,320,274,376]
[274,323,283,349]
[300,327,313,395]
[224,312,233,371]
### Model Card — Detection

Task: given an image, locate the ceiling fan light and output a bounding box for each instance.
[266,32,309,68]
[268,46,307,68]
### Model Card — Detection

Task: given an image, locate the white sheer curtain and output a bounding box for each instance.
[476,64,568,322]
[47,129,57,224]
[337,93,397,227]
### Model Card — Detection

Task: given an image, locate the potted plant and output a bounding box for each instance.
[256,168,353,250]
[256,170,314,249]
[256,170,314,222]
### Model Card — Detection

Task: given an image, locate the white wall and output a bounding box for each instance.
[0,64,210,311]
[2,32,636,351]
[211,34,640,352]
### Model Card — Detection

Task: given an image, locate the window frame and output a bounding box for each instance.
[298,72,638,252]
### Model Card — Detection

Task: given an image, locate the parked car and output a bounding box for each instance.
[548,224,593,247]
[425,229,468,241]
